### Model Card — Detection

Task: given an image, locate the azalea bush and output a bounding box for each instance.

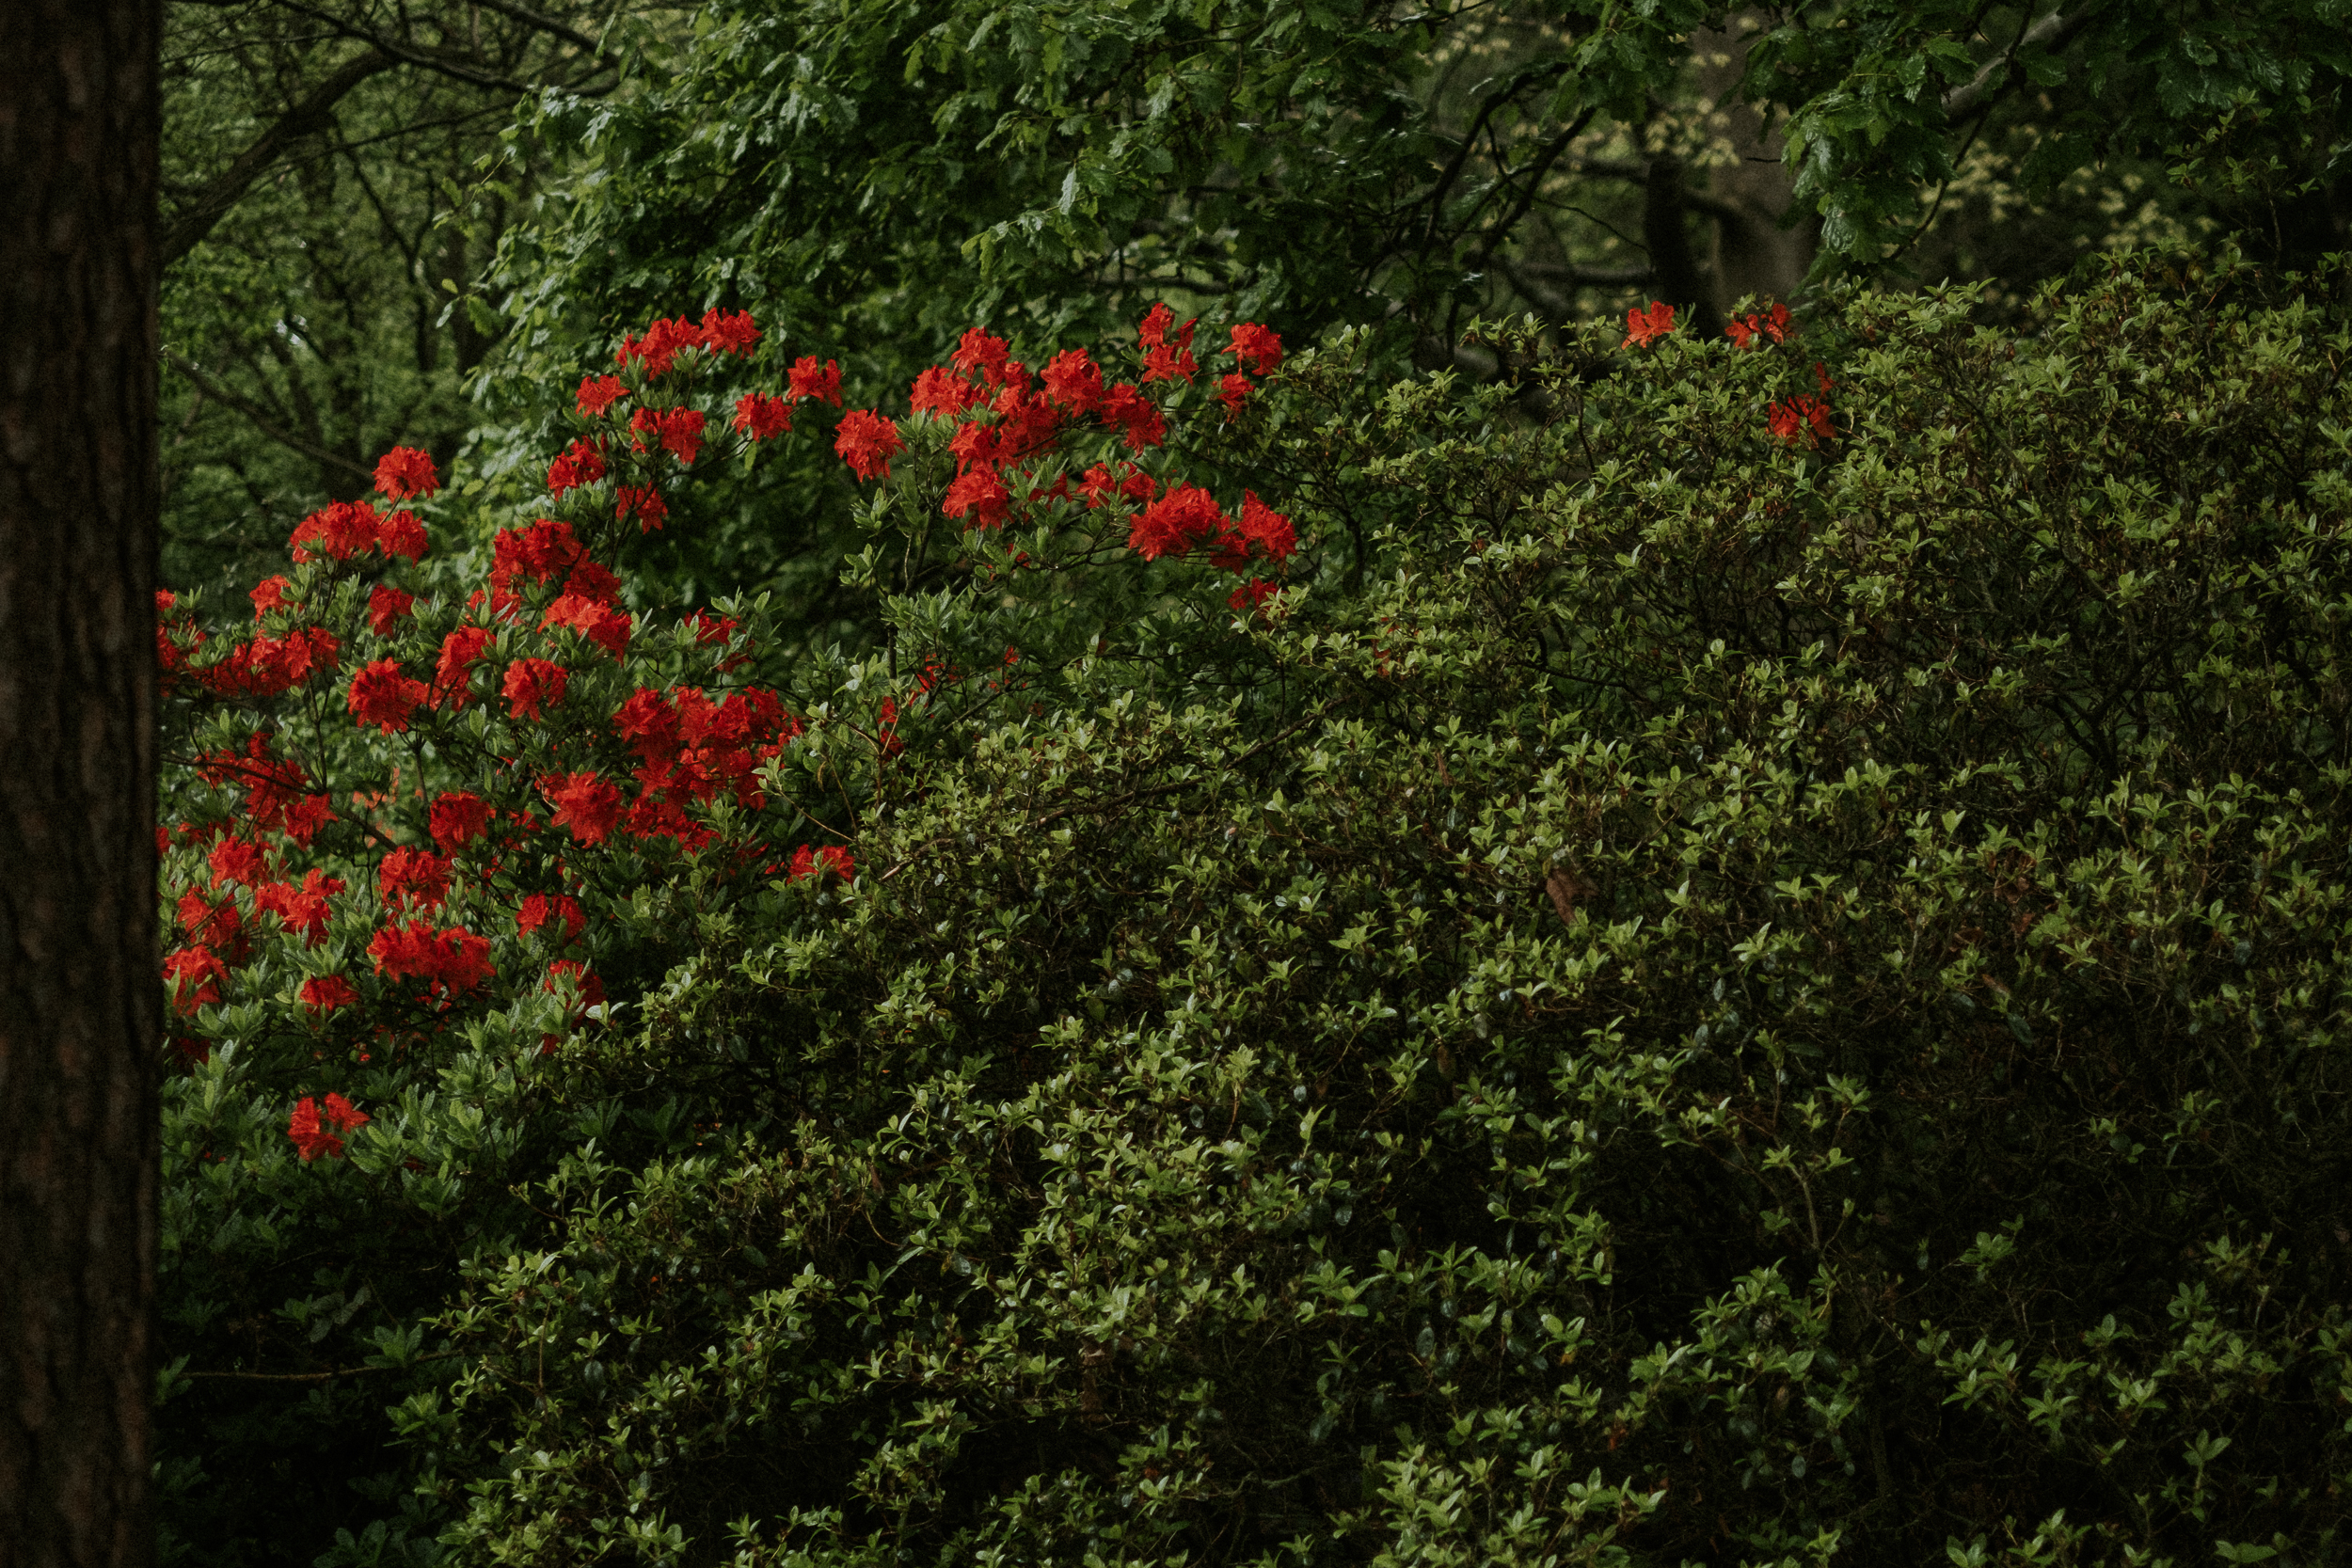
[160,261,2352,1567]
[151,302,1306,1567]
[413,261,2352,1568]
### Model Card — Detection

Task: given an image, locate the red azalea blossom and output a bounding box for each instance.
[1768,394,1836,445]
[1228,322,1283,374]
[1129,482,1230,562]
[1141,341,1198,384]
[616,316,704,377]
[1239,491,1296,562]
[951,328,1012,385]
[577,374,628,417]
[250,576,294,621]
[943,466,1012,530]
[368,586,416,638]
[1100,383,1167,451]
[548,437,609,496]
[373,447,440,500]
[1229,577,1279,614]
[430,791,494,854]
[656,406,706,465]
[208,835,270,889]
[615,483,669,531]
[517,893,586,945]
[432,626,494,708]
[788,844,854,881]
[299,974,360,1013]
[733,392,792,440]
[834,409,904,481]
[700,307,760,356]
[257,869,345,946]
[288,1095,364,1161]
[377,846,453,911]
[788,356,843,406]
[368,918,495,994]
[1622,301,1677,348]
[544,770,625,845]
[347,658,428,734]
[165,946,230,1013]
[502,658,569,721]
[911,365,984,418]
[1217,372,1251,418]
[1041,347,1104,414]
[541,593,632,657]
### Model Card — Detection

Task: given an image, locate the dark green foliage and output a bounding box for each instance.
[406,264,2352,1564]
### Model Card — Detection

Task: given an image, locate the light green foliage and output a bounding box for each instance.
[410,262,2352,1562]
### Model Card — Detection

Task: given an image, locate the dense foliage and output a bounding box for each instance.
[157,261,2352,1563]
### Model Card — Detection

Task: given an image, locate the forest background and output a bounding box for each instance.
[143,1,2352,1565]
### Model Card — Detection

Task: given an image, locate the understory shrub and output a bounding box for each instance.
[161,261,2352,1566]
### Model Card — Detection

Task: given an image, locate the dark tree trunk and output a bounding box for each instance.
[0,0,163,1564]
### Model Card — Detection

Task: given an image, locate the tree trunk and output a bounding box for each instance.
[1692,12,1818,314]
[0,0,163,1564]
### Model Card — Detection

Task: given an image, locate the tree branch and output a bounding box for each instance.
[162,46,398,266]
[164,350,375,483]
[1942,7,2097,123]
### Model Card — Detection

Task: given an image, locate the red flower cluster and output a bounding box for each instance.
[257,868,343,945]
[1129,483,1296,572]
[288,1091,369,1161]
[616,308,760,376]
[611,683,803,846]
[290,499,427,564]
[788,844,853,881]
[373,447,440,500]
[348,658,429,734]
[1623,301,1677,348]
[368,919,495,995]
[834,409,905,482]
[377,846,452,911]
[1769,394,1836,446]
[1725,302,1794,349]
[547,437,609,497]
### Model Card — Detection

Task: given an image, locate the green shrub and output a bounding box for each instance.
[408,261,2352,1565]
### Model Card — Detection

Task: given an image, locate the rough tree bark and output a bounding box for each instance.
[0,0,164,1563]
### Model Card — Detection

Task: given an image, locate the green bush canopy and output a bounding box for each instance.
[162,262,2352,1566]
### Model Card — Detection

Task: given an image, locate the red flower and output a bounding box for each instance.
[347,659,428,734]
[432,626,494,708]
[289,1091,369,1161]
[250,575,294,621]
[208,835,270,889]
[501,658,569,721]
[1141,341,1197,385]
[165,946,230,1014]
[700,307,760,356]
[368,919,495,994]
[290,499,380,562]
[788,844,854,881]
[430,791,494,854]
[1229,577,1279,615]
[943,467,1012,530]
[299,974,359,1013]
[1129,482,1230,562]
[541,593,632,657]
[517,893,586,945]
[577,374,628,417]
[373,446,440,499]
[1239,491,1296,562]
[616,316,704,377]
[1136,303,1179,349]
[834,409,904,482]
[255,868,344,946]
[733,392,793,440]
[1622,301,1676,348]
[547,437,609,496]
[377,847,452,912]
[615,483,668,531]
[951,328,1012,385]
[368,586,416,638]
[612,687,683,764]
[1099,384,1167,451]
[1767,394,1836,445]
[1228,322,1283,374]
[544,771,625,845]
[377,510,428,562]
[1041,348,1105,414]
[1217,372,1251,418]
[788,356,843,406]
[908,366,980,420]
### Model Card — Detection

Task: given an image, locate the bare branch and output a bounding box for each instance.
[164,350,376,482]
[1943,7,2097,122]
[162,45,398,266]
